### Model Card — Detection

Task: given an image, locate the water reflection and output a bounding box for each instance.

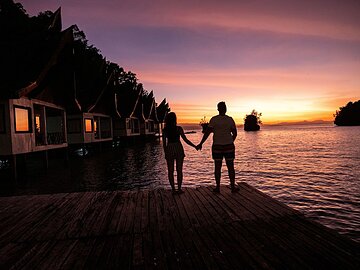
[0,159,10,170]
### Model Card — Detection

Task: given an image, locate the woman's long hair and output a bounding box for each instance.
[164,112,177,133]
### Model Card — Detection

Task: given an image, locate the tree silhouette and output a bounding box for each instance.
[334,100,360,126]
[1,0,171,116]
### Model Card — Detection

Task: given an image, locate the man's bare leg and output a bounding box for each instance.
[226,159,238,192]
[214,160,222,192]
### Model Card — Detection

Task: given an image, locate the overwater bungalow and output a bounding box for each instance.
[113,84,142,139]
[65,31,115,147]
[65,76,114,146]
[140,91,159,137]
[0,7,72,162]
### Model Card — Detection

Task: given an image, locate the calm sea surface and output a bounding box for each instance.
[1,124,360,242]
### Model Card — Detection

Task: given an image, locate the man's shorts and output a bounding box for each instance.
[212,143,235,161]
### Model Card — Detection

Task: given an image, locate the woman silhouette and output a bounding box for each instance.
[163,112,197,194]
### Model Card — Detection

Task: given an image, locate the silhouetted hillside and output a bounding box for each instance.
[334,100,360,126]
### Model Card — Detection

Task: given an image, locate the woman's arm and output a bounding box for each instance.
[197,126,213,150]
[179,127,196,148]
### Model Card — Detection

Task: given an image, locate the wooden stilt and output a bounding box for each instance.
[64,148,69,167]
[11,154,17,182]
[44,150,49,170]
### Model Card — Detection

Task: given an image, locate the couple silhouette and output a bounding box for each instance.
[162,101,239,194]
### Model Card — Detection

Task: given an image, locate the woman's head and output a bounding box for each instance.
[165,112,177,127]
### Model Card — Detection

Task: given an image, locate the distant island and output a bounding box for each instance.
[267,120,333,126]
[244,110,262,131]
[334,100,360,126]
[199,116,209,133]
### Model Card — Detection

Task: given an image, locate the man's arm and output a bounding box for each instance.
[231,118,237,141]
[179,127,196,148]
[231,127,237,142]
[197,126,213,150]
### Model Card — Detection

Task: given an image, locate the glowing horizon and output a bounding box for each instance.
[21,0,360,124]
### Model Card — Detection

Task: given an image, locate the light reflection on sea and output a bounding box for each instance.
[1,124,359,242]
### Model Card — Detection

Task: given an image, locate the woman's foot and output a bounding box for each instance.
[231,186,240,193]
[177,189,185,194]
[213,187,220,193]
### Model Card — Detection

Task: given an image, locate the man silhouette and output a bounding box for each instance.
[197,102,238,193]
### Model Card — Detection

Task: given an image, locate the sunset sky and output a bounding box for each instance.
[21,0,360,124]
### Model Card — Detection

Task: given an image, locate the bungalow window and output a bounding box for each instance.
[94,118,99,139]
[14,106,31,133]
[67,119,81,133]
[85,118,93,133]
[0,104,5,133]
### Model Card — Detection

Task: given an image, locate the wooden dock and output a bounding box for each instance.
[0,183,359,269]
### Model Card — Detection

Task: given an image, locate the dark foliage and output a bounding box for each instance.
[0,0,170,118]
[334,100,360,126]
[156,99,170,123]
[244,110,261,131]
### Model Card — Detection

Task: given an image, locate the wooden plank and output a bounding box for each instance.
[153,189,179,269]
[0,194,60,234]
[0,242,31,269]
[0,186,359,269]
[36,240,77,270]
[9,241,56,269]
[221,186,331,268]
[179,188,233,269]
[60,238,97,269]
[85,191,118,236]
[188,189,254,269]
[225,185,360,268]
[171,189,214,269]
[78,191,113,237]
[202,186,311,269]
[107,191,130,234]
[19,192,85,242]
[58,192,97,239]
[133,190,144,234]
[237,183,360,266]
[92,235,126,269]
[191,188,262,269]
[147,189,167,270]
[199,186,277,269]
[140,190,150,233]
[118,190,139,233]
[160,189,195,269]
[0,194,68,244]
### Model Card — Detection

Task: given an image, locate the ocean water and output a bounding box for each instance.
[1,124,359,242]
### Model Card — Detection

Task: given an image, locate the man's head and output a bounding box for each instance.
[217,101,227,115]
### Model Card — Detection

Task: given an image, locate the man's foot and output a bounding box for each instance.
[231,186,240,193]
[177,189,185,194]
[172,189,177,195]
[213,187,220,193]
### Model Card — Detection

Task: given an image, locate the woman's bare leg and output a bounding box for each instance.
[176,157,184,192]
[166,159,176,192]
[214,159,222,192]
